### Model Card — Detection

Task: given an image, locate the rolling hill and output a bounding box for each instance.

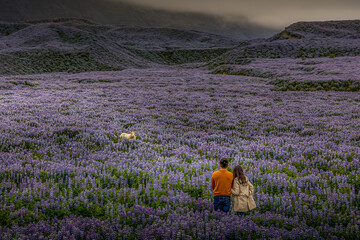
[2,19,360,76]
[210,20,360,68]
[0,18,239,75]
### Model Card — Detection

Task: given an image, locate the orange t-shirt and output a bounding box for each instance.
[211,169,233,196]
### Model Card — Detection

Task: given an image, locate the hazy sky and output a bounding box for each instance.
[116,0,360,27]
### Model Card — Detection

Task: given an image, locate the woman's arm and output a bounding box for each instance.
[231,180,240,196]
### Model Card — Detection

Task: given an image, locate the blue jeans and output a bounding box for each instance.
[213,196,230,213]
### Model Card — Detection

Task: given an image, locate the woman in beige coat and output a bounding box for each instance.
[231,165,256,216]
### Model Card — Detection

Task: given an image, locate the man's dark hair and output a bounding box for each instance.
[219,158,228,168]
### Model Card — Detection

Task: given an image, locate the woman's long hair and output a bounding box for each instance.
[233,165,247,184]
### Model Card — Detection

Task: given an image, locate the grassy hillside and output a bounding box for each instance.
[210,20,360,67]
[0,19,238,75]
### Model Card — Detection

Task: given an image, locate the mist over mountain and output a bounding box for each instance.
[0,0,278,40]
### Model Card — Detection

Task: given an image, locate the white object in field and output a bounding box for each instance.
[120,131,136,139]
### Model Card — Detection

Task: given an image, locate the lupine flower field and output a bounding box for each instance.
[0,64,359,239]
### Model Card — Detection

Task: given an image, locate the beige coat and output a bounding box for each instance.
[231,176,256,212]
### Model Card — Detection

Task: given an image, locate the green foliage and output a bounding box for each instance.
[0,210,11,227]
[182,185,208,199]
[211,67,275,78]
[71,205,105,218]
[7,49,121,75]
[123,123,135,129]
[54,128,81,139]
[270,79,360,92]
[24,81,37,87]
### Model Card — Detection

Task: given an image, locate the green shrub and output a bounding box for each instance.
[0,210,11,227]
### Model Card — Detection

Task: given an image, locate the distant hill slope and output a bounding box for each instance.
[272,20,360,39]
[0,0,277,40]
[0,19,239,75]
[210,20,360,68]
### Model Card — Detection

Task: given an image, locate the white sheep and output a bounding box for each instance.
[119,131,136,140]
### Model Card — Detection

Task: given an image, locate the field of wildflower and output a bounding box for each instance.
[0,66,359,239]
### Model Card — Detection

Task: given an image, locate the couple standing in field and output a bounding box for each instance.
[211,158,256,216]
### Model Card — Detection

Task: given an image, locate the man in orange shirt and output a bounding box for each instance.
[211,158,233,213]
